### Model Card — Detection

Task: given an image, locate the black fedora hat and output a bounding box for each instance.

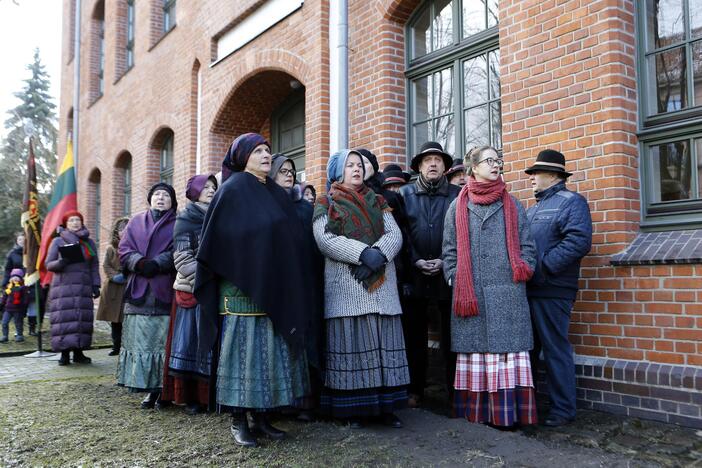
[444,158,465,177]
[525,149,572,177]
[410,141,454,173]
[382,163,411,187]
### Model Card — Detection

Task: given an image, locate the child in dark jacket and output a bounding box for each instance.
[0,268,29,343]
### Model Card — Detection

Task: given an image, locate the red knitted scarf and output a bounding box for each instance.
[453,177,533,317]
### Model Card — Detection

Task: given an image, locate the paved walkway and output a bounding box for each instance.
[0,348,116,384]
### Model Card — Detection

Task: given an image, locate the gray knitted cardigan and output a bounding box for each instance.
[313,211,403,319]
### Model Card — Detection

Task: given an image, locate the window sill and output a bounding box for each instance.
[87,94,103,109]
[113,65,133,85]
[149,24,176,52]
[610,229,702,266]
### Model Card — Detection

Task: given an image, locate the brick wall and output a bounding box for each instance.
[57,0,701,427]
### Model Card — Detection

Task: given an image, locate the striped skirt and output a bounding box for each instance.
[453,352,537,427]
[216,314,309,411]
[320,314,410,418]
[116,314,170,392]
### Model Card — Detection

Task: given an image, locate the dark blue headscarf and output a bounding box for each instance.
[221,133,270,182]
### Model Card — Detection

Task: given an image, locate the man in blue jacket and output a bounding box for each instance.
[525,149,592,427]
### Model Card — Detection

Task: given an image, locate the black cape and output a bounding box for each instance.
[194,172,314,359]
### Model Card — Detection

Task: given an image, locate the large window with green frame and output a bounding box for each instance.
[406,0,500,162]
[638,0,702,228]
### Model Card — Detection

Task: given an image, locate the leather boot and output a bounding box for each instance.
[73,349,92,364]
[141,392,159,409]
[230,413,257,447]
[28,323,37,336]
[251,413,286,440]
[58,350,71,366]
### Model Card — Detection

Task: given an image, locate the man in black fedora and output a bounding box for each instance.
[381,163,411,192]
[444,158,466,187]
[400,141,459,407]
[525,149,592,427]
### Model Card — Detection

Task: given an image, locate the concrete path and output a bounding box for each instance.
[0,348,116,384]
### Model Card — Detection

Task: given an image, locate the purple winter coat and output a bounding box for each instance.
[46,227,101,351]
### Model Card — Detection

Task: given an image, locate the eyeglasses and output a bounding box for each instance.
[478,157,504,168]
[278,168,295,177]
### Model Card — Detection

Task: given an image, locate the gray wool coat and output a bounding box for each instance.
[313,211,403,319]
[442,196,537,354]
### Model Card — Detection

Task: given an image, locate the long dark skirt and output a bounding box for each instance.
[320,313,410,418]
[117,313,169,392]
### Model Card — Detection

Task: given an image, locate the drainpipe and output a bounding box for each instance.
[72,0,81,176]
[329,0,348,154]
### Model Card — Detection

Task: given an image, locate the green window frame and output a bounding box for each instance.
[272,89,306,181]
[160,133,174,185]
[406,0,501,165]
[98,19,105,96]
[637,0,702,228]
[126,0,135,70]
[163,0,176,33]
[123,159,132,215]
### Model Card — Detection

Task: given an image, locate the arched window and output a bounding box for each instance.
[89,169,102,244]
[92,1,106,100]
[126,0,135,69]
[115,152,132,216]
[406,0,500,159]
[160,132,174,185]
[163,0,176,33]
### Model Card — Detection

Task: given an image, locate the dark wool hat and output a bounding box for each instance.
[356,148,380,175]
[221,133,270,182]
[525,149,572,177]
[269,153,297,183]
[410,141,454,173]
[445,158,465,177]
[381,163,411,186]
[9,268,24,279]
[147,182,178,210]
[61,210,84,227]
[185,174,218,202]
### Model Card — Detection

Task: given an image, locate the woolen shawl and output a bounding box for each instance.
[194,171,315,358]
[118,208,176,304]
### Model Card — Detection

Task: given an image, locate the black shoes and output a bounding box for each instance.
[108,349,119,356]
[184,403,204,415]
[141,392,160,409]
[73,350,91,364]
[347,418,364,429]
[231,414,257,447]
[251,413,286,440]
[58,350,71,366]
[543,415,575,427]
[381,413,403,428]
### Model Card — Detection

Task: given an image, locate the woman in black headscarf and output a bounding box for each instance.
[195,133,313,448]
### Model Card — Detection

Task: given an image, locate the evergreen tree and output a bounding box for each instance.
[0,48,57,253]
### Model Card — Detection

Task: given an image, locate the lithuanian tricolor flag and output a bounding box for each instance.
[39,139,78,286]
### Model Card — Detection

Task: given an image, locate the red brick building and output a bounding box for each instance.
[58,0,702,427]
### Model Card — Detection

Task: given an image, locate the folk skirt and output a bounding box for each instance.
[117,313,170,392]
[320,313,410,418]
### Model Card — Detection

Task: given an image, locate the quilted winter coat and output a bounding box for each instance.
[46,227,101,351]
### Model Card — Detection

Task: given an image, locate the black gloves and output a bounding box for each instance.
[359,247,386,272]
[352,265,374,282]
[92,286,100,298]
[136,259,159,278]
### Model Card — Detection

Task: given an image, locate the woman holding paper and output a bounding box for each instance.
[45,210,101,366]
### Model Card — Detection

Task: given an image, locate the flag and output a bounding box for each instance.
[38,139,78,286]
[21,138,42,286]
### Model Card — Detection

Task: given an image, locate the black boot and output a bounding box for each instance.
[231,413,257,447]
[73,349,92,364]
[251,413,286,440]
[184,403,204,415]
[58,350,71,366]
[28,324,37,336]
[141,392,159,409]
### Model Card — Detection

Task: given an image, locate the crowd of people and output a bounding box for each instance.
[1,134,593,447]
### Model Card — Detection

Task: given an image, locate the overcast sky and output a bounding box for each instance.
[0,0,63,138]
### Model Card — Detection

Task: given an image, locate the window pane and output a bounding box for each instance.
[487,0,499,28]
[414,120,433,151]
[693,40,702,105]
[490,101,502,149]
[648,46,688,114]
[696,139,702,198]
[647,0,685,50]
[433,0,453,51]
[651,140,691,202]
[411,6,431,58]
[434,67,453,115]
[413,75,431,122]
[464,104,489,150]
[488,49,500,99]
[435,115,455,155]
[692,0,702,39]
[462,0,484,38]
[463,54,488,108]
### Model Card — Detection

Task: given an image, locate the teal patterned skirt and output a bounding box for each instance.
[117,313,170,392]
[216,314,310,411]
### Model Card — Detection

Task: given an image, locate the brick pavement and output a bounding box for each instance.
[0,348,116,385]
